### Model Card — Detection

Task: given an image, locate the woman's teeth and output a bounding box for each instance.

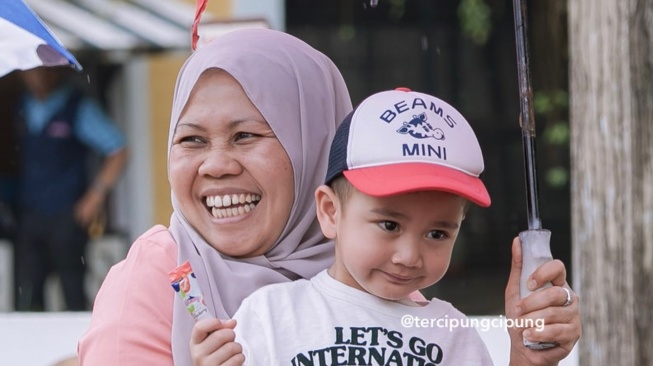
[206,194,261,219]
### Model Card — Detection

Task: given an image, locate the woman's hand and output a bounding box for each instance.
[190,318,245,366]
[505,237,582,366]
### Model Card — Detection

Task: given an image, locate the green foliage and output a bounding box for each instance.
[534,92,554,114]
[534,90,568,114]
[536,90,570,144]
[388,0,406,21]
[544,122,569,145]
[552,90,569,108]
[338,25,356,41]
[534,89,570,189]
[546,166,568,187]
[458,0,492,45]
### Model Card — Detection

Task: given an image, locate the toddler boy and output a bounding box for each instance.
[228,88,493,365]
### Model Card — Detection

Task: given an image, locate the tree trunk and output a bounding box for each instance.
[569,0,653,364]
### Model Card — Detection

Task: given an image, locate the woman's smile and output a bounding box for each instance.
[205,193,261,219]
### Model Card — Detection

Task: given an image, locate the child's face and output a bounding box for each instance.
[317,186,466,301]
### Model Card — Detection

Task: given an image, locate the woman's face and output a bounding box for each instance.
[169,70,295,257]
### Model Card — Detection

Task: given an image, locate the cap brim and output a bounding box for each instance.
[343,163,491,207]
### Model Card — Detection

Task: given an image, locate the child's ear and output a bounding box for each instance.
[315,185,339,239]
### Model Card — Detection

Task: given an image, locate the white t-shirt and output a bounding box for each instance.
[234,270,494,365]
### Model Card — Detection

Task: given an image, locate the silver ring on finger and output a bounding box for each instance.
[562,287,572,307]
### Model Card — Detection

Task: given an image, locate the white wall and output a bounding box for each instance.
[0,240,12,312]
[0,312,90,366]
[110,57,155,242]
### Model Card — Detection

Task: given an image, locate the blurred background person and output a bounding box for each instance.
[13,66,127,311]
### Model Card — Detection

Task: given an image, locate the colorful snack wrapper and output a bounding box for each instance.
[169,261,213,321]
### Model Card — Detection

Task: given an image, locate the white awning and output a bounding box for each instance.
[24,0,205,52]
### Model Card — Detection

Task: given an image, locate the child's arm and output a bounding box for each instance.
[505,237,581,366]
[190,318,244,366]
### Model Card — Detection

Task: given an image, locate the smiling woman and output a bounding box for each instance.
[78,28,352,366]
[169,69,295,258]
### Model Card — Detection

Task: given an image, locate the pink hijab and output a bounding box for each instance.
[168,28,352,364]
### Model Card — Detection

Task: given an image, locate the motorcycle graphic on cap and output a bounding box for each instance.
[396,112,445,140]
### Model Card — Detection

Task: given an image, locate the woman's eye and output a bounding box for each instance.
[427,230,447,240]
[178,136,204,144]
[378,221,399,232]
[234,132,257,141]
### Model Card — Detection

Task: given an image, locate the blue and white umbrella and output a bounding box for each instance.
[0,0,82,77]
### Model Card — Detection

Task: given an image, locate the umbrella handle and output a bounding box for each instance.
[519,229,556,350]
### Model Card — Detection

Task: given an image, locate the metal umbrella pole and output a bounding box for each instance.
[511,0,556,350]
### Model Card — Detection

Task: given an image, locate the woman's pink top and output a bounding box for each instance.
[77,225,427,365]
[78,225,177,365]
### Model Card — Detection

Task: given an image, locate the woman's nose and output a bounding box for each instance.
[198,147,243,178]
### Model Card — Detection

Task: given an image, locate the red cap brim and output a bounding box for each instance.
[343,163,491,207]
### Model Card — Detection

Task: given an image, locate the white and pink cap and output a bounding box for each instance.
[325,87,491,207]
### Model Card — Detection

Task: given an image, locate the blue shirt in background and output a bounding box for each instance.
[23,85,125,156]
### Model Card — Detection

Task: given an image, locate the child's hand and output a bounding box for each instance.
[505,237,581,366]
[190,318,245,366]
